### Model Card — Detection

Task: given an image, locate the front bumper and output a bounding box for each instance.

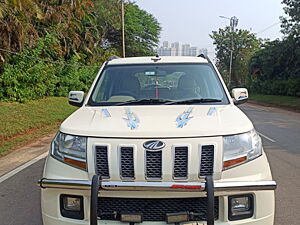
[39,176,276,225]
[42,215,275,225]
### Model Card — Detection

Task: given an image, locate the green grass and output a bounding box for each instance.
[0,97,76,156]
[249,94,300,111]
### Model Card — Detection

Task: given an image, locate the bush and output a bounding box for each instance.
[54,57,98,97]
[0,34,99,102]
[248,78,300,97]
[248,34,300,98]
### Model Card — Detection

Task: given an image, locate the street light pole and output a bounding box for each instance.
[121,0,126,58]
[219,16,238,86]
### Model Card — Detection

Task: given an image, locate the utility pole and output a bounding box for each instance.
[219,16,238,86]
[121,0,126,58]
[229,16,238,86]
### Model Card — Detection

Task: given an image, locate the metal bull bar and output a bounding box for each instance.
[90,175,100,225]
[90,175,216,225]
[38,177,276,224]
[206,175,214,225]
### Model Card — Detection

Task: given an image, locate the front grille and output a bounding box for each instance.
[173,147,188,179]
[95,146,109,178]
[120,147,134,179]
[146,150,162,179]
[97,197,219,221]
[200,145,214,176]
[95,143,215,180]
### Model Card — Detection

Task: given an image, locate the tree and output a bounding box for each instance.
[210,27,261,87]
[38,0,100,62]
[280,0,300,38]
[246,0,300,97]
[0,0,161,63]
[0,0,162,102]
[96,1,161,57]
[124,3,161,56]
[248,36,300,96]
[0,0,42,62]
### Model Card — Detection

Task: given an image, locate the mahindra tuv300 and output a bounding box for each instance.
[38,55,276,225]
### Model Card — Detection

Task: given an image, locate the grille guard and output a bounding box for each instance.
[38,177,277,225]
[91,175,215,225]
[91,175,216,225]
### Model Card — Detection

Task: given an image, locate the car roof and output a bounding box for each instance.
[106,56,209,65]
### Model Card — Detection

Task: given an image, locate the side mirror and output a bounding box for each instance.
[69,91,84,107]
[232,88,248,105]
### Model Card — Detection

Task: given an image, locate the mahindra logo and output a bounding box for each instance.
[143,140,165,150]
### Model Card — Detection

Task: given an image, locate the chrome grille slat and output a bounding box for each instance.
[120,147,134,179]
[146,150,162,179]
[200,145,214,176]
[173,147,188,179]
[95,146,109,178]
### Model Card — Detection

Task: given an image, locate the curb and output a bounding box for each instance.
[0,134,54,177]
[248,100,300,113]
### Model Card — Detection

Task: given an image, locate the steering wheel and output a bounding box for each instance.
[113,91,137,98]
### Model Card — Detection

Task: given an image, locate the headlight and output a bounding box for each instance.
[51,132,87,170]
[223,129,262,169]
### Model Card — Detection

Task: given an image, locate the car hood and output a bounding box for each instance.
[60,104,253,138]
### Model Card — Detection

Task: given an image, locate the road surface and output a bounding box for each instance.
[0,103,299,225]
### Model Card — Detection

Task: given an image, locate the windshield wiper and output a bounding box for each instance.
[115,98,172,106]
[165,98,222,105]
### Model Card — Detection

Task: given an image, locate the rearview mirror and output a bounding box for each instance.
[69,91,84,107]
[232,88,248,105]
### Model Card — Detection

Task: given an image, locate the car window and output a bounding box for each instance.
[88,63,229,106]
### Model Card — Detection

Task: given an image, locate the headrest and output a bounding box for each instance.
[178,75,196,90]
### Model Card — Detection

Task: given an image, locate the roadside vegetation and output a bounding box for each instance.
[211,0,300,98]
[0,0,161,103]
[0,97,76,156]
[0,0,161,157]
[249,94,300,111]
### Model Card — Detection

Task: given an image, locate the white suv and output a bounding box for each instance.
[39,55,276,225]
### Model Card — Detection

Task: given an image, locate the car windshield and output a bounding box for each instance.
[88,63,229,106]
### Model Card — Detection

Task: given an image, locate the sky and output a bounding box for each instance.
[134,0,285,58]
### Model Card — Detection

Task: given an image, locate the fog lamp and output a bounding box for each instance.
[166,212,189,224]
[63,196,81,211]
[228,194,253,221]
[60,195,84,220]
[120,213,143,223]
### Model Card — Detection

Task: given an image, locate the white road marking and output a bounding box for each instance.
[0,152,48,183]
[257,132,276,143]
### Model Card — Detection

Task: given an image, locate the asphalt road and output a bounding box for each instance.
[0,103,299,225]
[240,104,300,225]
[0,159,45,225]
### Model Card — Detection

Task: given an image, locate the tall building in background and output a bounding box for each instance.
[190,47,198,56]
[181,44,191,56]
[162,41,169,48]
[171,42,181,56]
[157,41,207,57]
[157,41,171,56]
[157,47,163,56]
